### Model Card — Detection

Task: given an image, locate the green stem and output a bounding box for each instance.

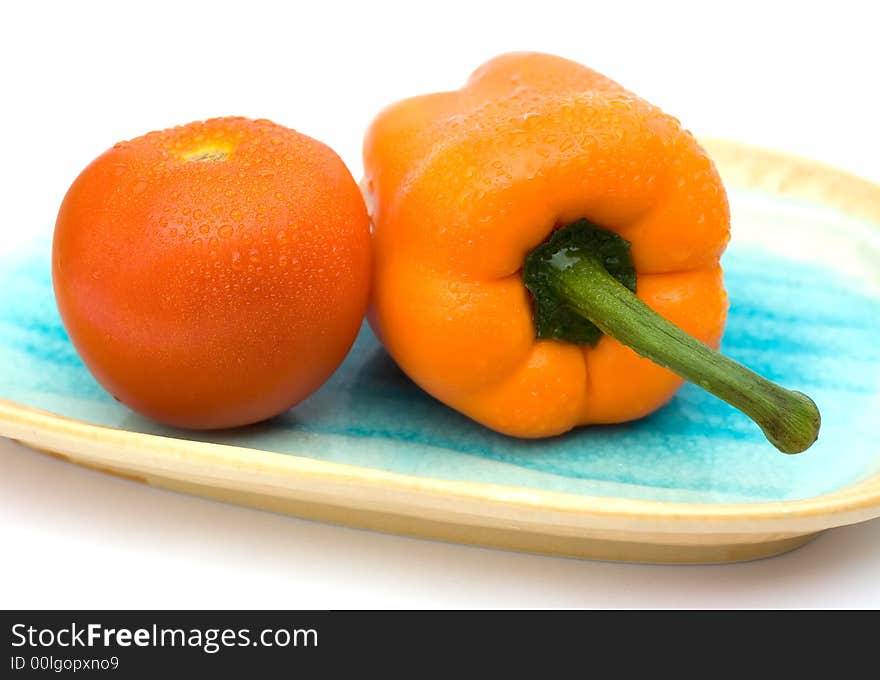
[548,254,821,454]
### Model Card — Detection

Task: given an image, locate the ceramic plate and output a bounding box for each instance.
[2,138,879,564]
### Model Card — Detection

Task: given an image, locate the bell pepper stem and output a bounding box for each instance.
[548,254,821,454]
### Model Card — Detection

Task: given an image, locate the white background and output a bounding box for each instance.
[1,1,878,608]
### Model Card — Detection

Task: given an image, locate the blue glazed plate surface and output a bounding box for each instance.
[2,185,879,506]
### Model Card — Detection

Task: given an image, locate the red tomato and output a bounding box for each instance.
[53,117,370,429]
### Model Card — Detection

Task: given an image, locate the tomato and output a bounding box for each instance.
[52,117,370,429]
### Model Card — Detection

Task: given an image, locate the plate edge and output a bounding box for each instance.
[3,398,880,537]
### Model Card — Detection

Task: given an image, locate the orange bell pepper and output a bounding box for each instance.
[363,52,819,453]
